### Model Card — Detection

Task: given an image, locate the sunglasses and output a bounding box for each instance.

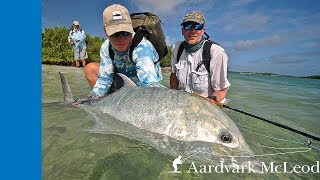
[110,31,131,37]
[183,23,204,30]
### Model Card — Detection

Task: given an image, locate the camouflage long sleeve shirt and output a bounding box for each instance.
[90,37,162,97]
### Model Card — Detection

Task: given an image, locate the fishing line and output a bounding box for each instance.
[237,122,292,141]
[175,122,316,161]
[226,106,320,150]
[223,104,320,141]
[238,123,305,144]
[175,146,312,163]
[229,147,311,158]
[193,92,319,141]
[181,151,201,163]
[80,105,103,127]
[45,0,65,27]
[260,145,311,150]
[309,145,320,151]
[237,123,320,150]
[194,147,312,159]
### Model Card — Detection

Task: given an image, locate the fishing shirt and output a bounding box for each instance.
[90,37,162,97]
[171,40,231,97]
[68,29,87,52]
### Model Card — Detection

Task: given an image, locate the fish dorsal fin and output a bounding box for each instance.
[116,73,137,87]
[59,72,75,103]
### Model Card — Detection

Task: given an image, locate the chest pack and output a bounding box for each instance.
[176,35,221,73]
[109,12,168,63]
[70,29,83,36]
[70,29,88,45]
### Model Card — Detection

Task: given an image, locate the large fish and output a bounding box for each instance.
[59,72,259,167]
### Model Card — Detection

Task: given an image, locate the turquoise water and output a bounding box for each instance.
[42,65,320,179]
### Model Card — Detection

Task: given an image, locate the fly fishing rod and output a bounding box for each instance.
[222,104,320,142]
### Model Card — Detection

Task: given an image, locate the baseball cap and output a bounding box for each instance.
[103,4,134,36]
[73,21,80,26]
[181,11,205,25]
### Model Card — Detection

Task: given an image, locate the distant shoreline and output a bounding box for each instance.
[229,71,320,79]
[41,63,319,79]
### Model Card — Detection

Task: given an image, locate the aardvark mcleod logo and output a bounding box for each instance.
[169,156,320,174]
[171,155,183,173]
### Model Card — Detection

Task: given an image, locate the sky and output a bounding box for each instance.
[42,0,320,76]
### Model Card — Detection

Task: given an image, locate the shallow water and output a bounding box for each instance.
[42,65,320,179]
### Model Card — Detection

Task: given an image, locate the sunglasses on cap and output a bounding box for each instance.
[183,23,204,30]
[110,31,131,38]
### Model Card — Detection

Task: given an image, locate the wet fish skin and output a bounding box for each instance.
[59,72,255,158]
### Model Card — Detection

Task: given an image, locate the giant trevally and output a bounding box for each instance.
[59,72,260,168]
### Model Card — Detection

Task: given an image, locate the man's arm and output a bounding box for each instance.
[90,40,114,97]
[133,38,161,86]
[208,45,230,106]
[170,73,179,89]
[170,43,179,89]
[68,31,74,44]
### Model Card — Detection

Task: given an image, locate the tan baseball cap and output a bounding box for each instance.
[73,20,80,26]
[103,4,134,36]
[181,11,205,25]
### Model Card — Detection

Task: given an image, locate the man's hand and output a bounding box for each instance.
[69,38,75,44]
[191,93,224,106]
[170,73,179,90]
[207,97,224,106]
[73,92,100,106]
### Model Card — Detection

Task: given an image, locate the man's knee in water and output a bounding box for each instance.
[84,62,100,88]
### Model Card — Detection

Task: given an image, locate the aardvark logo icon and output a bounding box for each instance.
[172,155,183,173]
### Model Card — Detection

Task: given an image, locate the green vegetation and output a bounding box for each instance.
[42,27,318,78]
[301,75,320,79]
[42,26,172,67]
[159,45,172,67]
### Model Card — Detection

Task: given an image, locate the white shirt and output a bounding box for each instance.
[68,29,87,52]
[171,40,231,97]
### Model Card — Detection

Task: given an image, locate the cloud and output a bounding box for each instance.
[205,1,269,35]
[132,0,186,16]
[248,57,267,64]
[165,35,179,46]
[221,13,269,34]
[234,34,283,51]
[229,0,256,8]
[210,3,319,37]
[299,41,320,49]
[268,51,320,64]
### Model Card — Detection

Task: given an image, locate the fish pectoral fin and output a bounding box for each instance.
[116,73,137,87]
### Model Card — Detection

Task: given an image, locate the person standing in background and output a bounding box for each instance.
[68,20,87,68]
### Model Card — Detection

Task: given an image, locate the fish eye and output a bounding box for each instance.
[218,130,233,143]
